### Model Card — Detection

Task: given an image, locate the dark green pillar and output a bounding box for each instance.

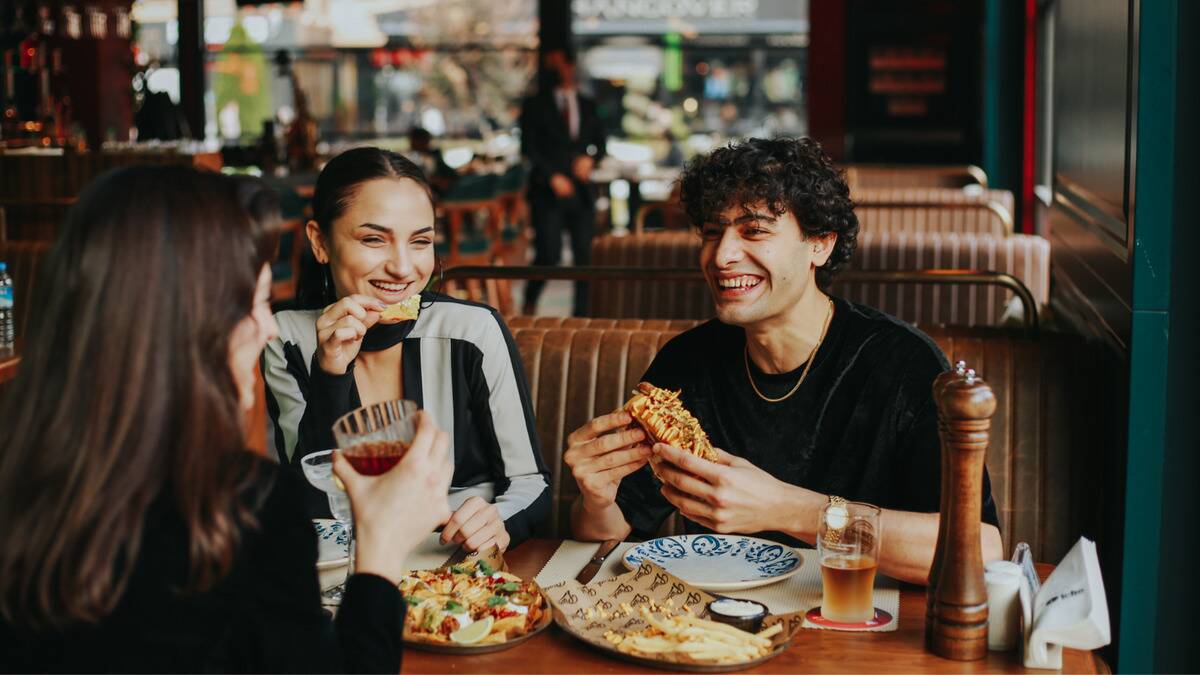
[1118,0,1200,671]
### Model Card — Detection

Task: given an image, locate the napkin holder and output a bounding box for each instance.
[1019,537,1111,670]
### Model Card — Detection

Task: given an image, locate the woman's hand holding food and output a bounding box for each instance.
[315,294,387,375]
[564,411,653,509]
[440,496,511,552]
[333,410,453,584]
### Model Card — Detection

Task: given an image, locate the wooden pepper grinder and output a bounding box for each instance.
[925,360,968,649]
[928,368,995,661]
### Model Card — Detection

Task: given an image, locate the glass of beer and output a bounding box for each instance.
[818,500,881,623]
[333,400,419,475]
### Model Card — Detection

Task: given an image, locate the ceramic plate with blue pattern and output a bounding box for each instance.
[622,534,803,591]
[313,519,350,569]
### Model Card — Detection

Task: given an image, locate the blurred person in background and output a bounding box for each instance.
[406,127,458,196]
[134,90,191,142]
[519,47,607,316]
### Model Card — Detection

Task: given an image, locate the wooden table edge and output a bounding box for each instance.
[0,353,20,386]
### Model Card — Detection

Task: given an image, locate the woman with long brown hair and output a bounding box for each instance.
[0,166,452,672]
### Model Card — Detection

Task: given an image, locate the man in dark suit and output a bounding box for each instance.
[519,47,607,316]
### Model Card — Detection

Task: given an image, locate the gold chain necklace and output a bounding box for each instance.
[744,298,834,403]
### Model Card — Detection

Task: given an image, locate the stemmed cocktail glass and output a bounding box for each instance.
[301,449,354,602]
[301,399,419,602]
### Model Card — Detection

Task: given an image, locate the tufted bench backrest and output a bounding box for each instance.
[507,315,1085,561]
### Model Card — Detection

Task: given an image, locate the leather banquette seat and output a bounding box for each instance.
[589,230,1050,327]
[506,315,1094,565]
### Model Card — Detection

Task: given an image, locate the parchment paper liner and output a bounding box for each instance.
[546,561,804,671]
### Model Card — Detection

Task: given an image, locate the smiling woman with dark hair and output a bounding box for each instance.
[264,147,549,553]
[0,166,453,672]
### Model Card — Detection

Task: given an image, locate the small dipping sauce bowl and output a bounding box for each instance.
[706,598,769,633]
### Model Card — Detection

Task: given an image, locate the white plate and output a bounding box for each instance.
[313,519,350,569]
[622,534,803,591]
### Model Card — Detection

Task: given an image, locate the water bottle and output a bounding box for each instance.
[0,262,14,358]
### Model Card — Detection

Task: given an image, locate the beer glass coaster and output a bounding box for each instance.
[803,607,896,632]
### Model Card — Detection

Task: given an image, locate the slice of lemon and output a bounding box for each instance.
[333,474,346,491]
[450,615,493,645]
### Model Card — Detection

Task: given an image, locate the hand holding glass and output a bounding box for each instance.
[300,400,421,597]
[330,401,453,583]
[818,500,881,623]
[334,399,419,474]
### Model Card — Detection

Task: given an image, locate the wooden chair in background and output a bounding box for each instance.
[270,218,307,302]
[437,174,503,267]
[268,186,312,303]
[494,163,531,266]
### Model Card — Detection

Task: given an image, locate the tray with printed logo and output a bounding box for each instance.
[546,561,803,672]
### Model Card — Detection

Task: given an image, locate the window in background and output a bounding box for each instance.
[573,0,809,165]
[131,0,536,146]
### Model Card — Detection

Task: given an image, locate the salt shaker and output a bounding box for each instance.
[984,560,1023,651]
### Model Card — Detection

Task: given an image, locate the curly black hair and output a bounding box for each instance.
[677,137,858,288]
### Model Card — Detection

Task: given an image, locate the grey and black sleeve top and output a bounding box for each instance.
[262,292,550,545]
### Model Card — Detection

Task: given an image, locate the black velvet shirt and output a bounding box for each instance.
[615,296,1000,545]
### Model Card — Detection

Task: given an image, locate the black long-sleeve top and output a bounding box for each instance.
[0,455,403,673]
[263,293,551,545]
[616,296,1000,544]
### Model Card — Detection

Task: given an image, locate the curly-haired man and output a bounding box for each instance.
[564,138,1002,584]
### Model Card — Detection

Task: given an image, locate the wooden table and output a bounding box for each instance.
[402,539,1108,674]
[0,352,19,386]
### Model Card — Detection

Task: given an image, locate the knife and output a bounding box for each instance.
[576,539,622,584]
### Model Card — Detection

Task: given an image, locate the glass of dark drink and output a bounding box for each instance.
[333,400,419,476]
[315,400,418,602]
[817,500,881,623]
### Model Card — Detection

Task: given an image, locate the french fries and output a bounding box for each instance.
[603,606,782,665]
